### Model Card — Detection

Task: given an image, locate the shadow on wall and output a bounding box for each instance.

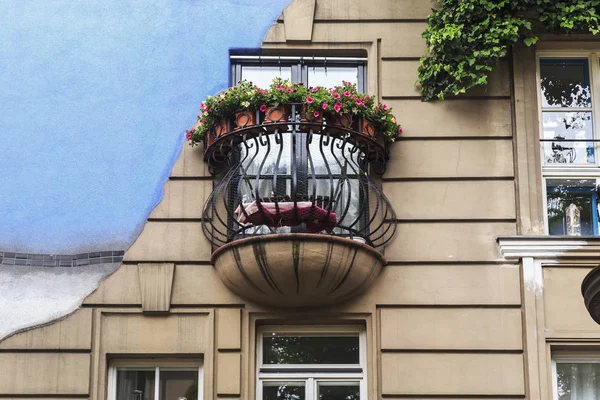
[0,0,291,341]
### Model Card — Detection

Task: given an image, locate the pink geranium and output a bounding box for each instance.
[321,102,328,110]
[260,104,267,112]
[383,104,389,112]
[311,87,318,93]
[259,89,265,94]
[306,96,314,104]
[333,92,341,99]
[313,111,320,118]
[186,133,192,140]
[344,91,351,97]
[398,127,403,135]
[334,102,342,113]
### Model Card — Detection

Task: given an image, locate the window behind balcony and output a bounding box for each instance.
[539,56,600,235]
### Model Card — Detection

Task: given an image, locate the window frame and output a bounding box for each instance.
[551,352,600,399]
[107,359,204,400]
[256,325,367,400]
[536,51,600,235]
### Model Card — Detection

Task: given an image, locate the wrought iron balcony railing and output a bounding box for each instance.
[201,104,396,251]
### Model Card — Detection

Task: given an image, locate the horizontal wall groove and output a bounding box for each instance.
[381,395,525,399]
[0,349,91,354]
[397,136,513,141]
[382,57,422,61]
[382,177,515,182]
[217,348,242,353]
[382,95,512,101]
[380,349,523,354]
[385,260,519,266]
[81,303,141,308]
[394,219,517,224]
[170,304,246,309]
[169,176,213,181]
[376,304,522,309]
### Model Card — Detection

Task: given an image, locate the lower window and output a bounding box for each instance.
[108,360,203,400]
[257,326,365,400]
[553,356,600,399]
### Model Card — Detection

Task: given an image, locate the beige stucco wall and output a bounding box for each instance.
[0,0,545,399]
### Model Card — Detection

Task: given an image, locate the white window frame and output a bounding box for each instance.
[256,325,367,400]
[107,359,204,400]
[536,51,600,235]
[552,353,600,399]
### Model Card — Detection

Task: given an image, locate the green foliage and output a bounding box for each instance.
[419,0,600,101]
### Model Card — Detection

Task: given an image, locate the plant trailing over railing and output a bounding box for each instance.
[185,78,402,144]
[418,0,600,101]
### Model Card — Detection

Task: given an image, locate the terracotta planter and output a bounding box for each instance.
[360,118,377,138]
[299,105,323,132]
[213,119,230,137]
[234,110,259,133]
[327,112,356,134]
[263,105,289,132]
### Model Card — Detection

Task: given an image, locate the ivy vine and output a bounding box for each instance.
[418,0,600,101]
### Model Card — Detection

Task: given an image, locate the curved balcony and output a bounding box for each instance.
[582,265,600,324]
[201,105,397,307]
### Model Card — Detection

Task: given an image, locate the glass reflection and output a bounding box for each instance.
[308,67,358,88]
[546,179,600,236]
[542,112,594,164]
[557,363,600,399]
[540,59,591,108]
[116,370,155,400]
[263,335,360,364]
[160,370,198,400]
[242,66,292,89]
[318,384,360,400]
[263,383,305,400]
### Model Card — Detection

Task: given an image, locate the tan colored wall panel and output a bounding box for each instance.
[380,308,522,350]
[385,139,514,179]
[216,308,242,350]
[314,0,436,20]
[216,352,241,396]
[382,61,510,97]
[389,99,512,138]
[100,313,209,354]
[0,309,91,350]
[171,265,245,305]
[544,267,600,336]
[124,222,211,262]
[170,142,210,177]
[381,353,524,395]
[138,263,175,313]
[386,222,516,262]
[264,22,427,58]
[149,180,209,219]
[367,264,520,305]
[0,353,90,394]
[384,180,516,220]
[84,264,141,305]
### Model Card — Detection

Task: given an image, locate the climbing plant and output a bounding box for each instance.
[418,0,600,101]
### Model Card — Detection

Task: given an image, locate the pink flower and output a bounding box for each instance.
[383,104,389,112]
[321,102,328,110]
[355,99,364,106]
[311,87,318,93]
[199,120,205,125]
[344,91,351,97]
[200,102,205,111]
[259,89,265,94]
[186,133,192,140]
[313,111,320,118]
[306,96,314,104]
[260,104,267,112]
[333,93,341,99]
[287,87,293,93]
[334,102,342,113]
[398,127,403,135]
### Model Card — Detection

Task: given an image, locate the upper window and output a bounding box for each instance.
[553,355,600,399]
[538,55,600,235]
[230,55,367,91]
[107,360,203,400]
[257,326,365,400]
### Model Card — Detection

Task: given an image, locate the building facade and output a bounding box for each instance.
[2,0,600,399]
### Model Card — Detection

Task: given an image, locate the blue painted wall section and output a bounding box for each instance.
[0,0,290,254]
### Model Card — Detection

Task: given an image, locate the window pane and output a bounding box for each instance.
[242,66,292,89]
[263,335,360,364]
[116,370,156,400]
[318,384,360,400]
[308,67,358,88]
[540,59,591,108]
[160,370,198,400]
[547,179,599,236]
[263,383,305,400]
[542,112,594,165]
[557,362,600,399]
